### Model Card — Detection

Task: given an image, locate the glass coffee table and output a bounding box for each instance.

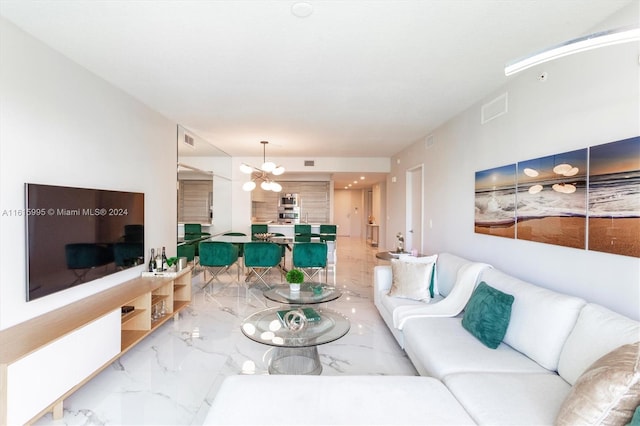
[263,282,342,305]
[241,306,350,375]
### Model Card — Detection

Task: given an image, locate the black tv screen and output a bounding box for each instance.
[25,183,145,301]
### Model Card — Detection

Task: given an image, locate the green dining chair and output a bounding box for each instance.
[184,223,211,241]
[184,223,203,234]
[294,224,319,242]
[251,224,269,240]
[319,224,337,280]
[199,241,240,292]
[269,232,288,263]
[223,232,247,259]
[243,242,283,287]
[292,242,328,283]
[177,243,196,263]
[319,224,337,242]
[294,224,311,235]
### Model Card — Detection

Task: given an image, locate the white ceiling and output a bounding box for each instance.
[0,0,633,187]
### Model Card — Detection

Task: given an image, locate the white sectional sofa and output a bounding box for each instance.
[204,252,640,425]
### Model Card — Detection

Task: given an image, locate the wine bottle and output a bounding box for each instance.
[156,247,162,271]
[148,248,156,272]
[161,247,167,272]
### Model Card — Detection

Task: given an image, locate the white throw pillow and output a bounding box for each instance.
[555,342,640,426]
[388,258,435,302]
[398,254,439,296]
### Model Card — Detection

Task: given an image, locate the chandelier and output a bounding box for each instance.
[240,141,285,192]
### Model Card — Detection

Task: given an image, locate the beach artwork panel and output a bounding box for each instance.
[588,137,640,258]
[516,149,588,249]
[475,164,516,238]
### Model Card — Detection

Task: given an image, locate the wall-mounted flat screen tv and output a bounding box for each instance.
[25,183,145,301]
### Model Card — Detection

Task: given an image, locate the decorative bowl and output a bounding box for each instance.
[254,232,274,240]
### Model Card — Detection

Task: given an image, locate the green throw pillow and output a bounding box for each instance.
[429,265,436,298]
[629,405,640,426]
[462,281,514,349]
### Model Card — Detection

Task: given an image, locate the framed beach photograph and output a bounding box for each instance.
[475,164,517,238]
[588,137,640,258]
[516,149,588,249]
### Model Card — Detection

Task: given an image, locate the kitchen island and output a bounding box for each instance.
[252,223,323,238]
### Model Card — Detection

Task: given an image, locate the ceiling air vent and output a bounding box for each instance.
[183,133,195,148]
[425,134,435,149]
[304,160,315,167]
[481,92,508,124]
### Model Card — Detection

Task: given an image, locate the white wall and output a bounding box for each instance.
[386,8,640,320]
[0,19,177,330]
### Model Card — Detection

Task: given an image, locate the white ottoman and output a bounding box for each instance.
[204,375,475,425]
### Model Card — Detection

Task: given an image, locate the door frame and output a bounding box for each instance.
[405,164,424,253]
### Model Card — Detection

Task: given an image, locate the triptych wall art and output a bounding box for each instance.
[474,137,640,258]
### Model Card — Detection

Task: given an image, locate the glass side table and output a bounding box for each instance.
[241,306,350,375]
[263,282,342,305]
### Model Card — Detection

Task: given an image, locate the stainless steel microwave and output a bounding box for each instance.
[279,193,299,207]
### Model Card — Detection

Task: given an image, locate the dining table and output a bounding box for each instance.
[205,234,329,272]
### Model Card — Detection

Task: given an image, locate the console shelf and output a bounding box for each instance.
[121,329,148,352]
[121,308,146,326]
[0,266,192,425]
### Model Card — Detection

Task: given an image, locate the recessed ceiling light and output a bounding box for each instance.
[353,180,358,184]
[360,176,365,180]
[291,2,313,18]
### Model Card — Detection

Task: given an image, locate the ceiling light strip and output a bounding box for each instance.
[505,26,640,76]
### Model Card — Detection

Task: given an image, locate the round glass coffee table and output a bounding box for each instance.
[241,306,350,375]
[263,283,342,305]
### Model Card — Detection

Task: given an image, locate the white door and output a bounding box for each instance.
[334,189,351,236]
[406,166,423,253]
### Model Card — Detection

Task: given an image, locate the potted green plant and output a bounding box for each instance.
[286,268,304,292]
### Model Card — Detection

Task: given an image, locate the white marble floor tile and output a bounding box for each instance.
[33,237,416,425]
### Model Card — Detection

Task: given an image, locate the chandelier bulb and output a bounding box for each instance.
[271,182,283,192]
[240,163,253,174]
[261,161,276,173]
[242,181,256,191]
[260,180,272,191]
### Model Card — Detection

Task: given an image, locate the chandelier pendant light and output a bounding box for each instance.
[240,141,285,192]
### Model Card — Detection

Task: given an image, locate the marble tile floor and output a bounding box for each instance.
[35,237,417,425]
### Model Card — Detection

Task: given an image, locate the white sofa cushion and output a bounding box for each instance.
[374,263,446,348]
[377,286,444,347]
[480,268,585,371]
[204,375,476,425]
[558,303,640,385]
[435,252,476,296]
[402,316,549,379]
[380,289,443,317]
[444,372,572,425]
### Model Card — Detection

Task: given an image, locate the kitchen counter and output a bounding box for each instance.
[252,223,323,238]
